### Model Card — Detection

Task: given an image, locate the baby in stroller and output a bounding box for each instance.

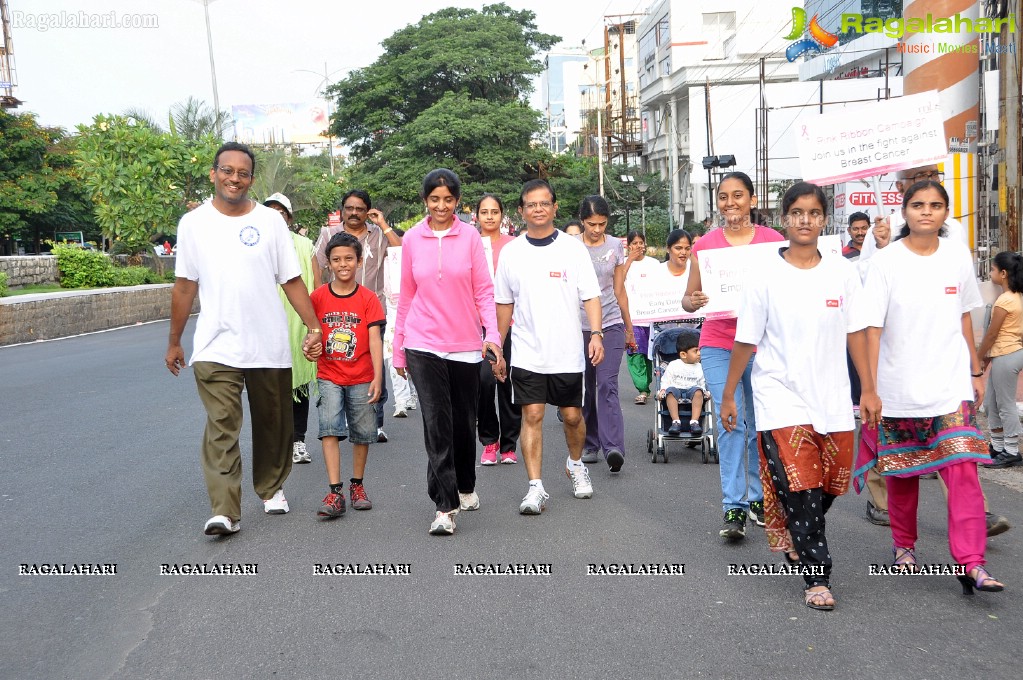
[657,332,707,437]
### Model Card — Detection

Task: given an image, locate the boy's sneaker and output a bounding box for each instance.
[565,465,594,498]
[667,420,683,436]
[429,510,456,535]
[393,404,408,418]
[263,489,290,514]
[720,508,746,540]
[519,486,549,514]
[318,492,346,518]
[377,428,389,443]
[459,491,480,511]
[748,501,765,527]
[689,420,703,437]
[606,450,625,473]
[580,450,599,464]
[203,515,240,536]
[292,441,312,464]
[500,451,518,464]
[350,482,372,510]
[481,443,499,466]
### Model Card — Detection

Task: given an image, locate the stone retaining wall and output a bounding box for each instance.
[0,284,197,346]
[0,256,59,287]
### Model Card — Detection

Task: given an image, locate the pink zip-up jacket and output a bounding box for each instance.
[392,215,499,369]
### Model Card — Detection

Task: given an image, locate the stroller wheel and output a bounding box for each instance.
[657,444,666,463]
[647,428,654,454]
[701,438,710,464]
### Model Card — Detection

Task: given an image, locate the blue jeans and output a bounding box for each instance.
[701,346,761,513]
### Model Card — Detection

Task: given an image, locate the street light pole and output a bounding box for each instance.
[201,0,220,118]
[637,181,649,241]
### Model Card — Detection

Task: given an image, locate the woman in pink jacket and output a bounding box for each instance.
[394,169,505,535]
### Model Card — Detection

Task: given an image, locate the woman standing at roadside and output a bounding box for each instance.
[624,230,660,404]
[682,172,784,541]
[393,169,505,535]
[861,180,1002,594]
[978,251,1023,469]
[576,195,635,472]
[475,193,521,466]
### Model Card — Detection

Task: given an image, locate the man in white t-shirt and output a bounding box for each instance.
[495,179,603,515]
[166,142,323,537]
[859,165,967,261]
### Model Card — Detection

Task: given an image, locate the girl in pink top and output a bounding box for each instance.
[682,171,784,540]
[393,169,505,536]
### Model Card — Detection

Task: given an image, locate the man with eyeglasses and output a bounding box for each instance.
[313,190,402,442]
[166,142,323,537]
[495,179,604,515]
[858,164,966,261]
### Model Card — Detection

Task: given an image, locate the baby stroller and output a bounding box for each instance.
[646,322,718,464]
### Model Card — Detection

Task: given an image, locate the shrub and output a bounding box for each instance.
[0,271,8,297]
[53,243,117,288]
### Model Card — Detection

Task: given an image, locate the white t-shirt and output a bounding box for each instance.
[176,201,301,368]
[494,230,601,374]
[662,359,707,393]
[735,250,867,433]
[861,238,982,417]
[859,213,966,261]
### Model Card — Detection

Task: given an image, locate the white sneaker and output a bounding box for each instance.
[393,405,408,418]
[292,441,312,464]
[459,491,480,511]
[263,489,290,514]
[204,515,240,535]
[565,465,594,499]
[519,485,549,515]
[405,399,418,410]
[429,510,456,535]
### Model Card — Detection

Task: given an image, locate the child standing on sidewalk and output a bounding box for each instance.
[306,233,385,518]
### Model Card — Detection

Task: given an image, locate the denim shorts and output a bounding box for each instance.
[316,379,377,444]
[663,386,704,402]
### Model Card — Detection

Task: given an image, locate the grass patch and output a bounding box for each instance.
[6,284,69,296]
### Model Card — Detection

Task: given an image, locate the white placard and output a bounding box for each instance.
[698,235,842,319]
[627,268,703,324]
[796,91,948,185]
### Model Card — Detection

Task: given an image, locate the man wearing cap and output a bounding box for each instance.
[264,192,318,466]
[313,189,401,442]
[166,142,322,537]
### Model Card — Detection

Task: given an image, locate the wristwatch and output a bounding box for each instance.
[591,330,605,338]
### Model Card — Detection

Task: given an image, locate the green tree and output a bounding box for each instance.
[0,111,62,253]
[124,96,232,141]
[327,3,559,216]
[75,114,219,258]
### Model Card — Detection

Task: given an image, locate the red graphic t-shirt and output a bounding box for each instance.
[310,283,385,386]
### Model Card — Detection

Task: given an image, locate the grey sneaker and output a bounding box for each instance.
[292,441,312,464]
[429,510,456,535]
[580,450,599,464]
[519,485,549,514]
[565,465,594,499]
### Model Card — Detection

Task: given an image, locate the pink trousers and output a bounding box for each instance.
[886,462,986,571]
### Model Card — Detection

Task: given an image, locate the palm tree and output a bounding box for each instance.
[124,97,232,140]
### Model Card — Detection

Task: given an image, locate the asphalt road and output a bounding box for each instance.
[1,320,1020,679]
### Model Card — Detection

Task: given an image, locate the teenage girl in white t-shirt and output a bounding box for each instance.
[721,182,878,611]
[977,251,1023,468]
[861,180,1003,595]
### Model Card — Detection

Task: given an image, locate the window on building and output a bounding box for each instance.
[656,17,669,46]
[702,12,736,60]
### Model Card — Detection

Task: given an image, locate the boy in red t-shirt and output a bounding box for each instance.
[306,233,385,518]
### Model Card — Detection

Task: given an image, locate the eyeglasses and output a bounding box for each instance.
[215,166,253,180]
[908,170,944,183]
[343,205,368,213]
[523,201,554,211]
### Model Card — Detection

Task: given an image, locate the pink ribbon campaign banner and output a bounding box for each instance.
[697,235,842,320]
[796,91,948,185]
[627,268,702,324]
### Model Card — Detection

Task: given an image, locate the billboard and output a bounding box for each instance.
[232,102,330,145]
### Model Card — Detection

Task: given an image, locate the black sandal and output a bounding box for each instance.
[957,566,1005,594]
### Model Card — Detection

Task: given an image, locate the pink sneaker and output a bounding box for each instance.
[481,443,499,465]
[500,451,518,464]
